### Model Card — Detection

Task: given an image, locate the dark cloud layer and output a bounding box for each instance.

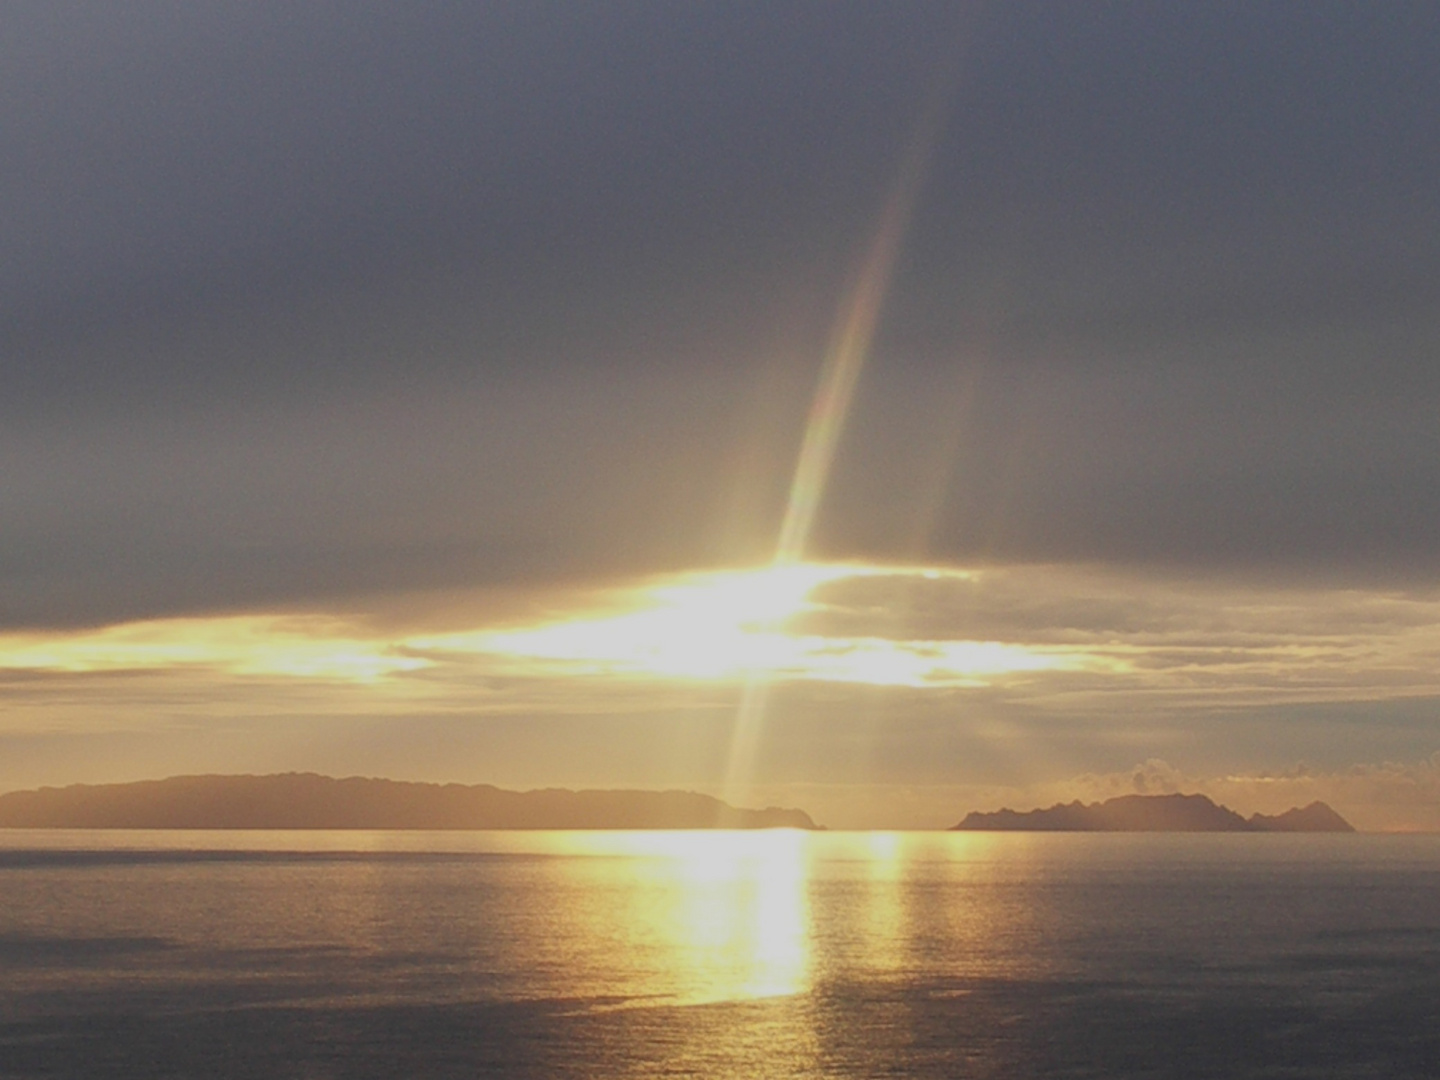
[5,2,1440,628]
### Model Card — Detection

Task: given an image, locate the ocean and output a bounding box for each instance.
[1,830,1437,1078]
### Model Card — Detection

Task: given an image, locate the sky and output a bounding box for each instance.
[4,2,1440,828]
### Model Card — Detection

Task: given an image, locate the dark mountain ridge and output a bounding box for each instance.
[953,793,1353,832]
[0,773,819,830]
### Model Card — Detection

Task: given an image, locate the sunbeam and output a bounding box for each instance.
[722,81,954,806]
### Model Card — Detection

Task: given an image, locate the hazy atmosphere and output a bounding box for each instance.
[5,2,1440,829]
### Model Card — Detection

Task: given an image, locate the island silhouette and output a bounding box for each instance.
[0,773,818,830]
[953,792,1353,832]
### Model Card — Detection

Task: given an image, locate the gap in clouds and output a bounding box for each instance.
[2,563,1437,826]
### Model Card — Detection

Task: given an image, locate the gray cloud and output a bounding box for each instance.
[5,3,1440,628]
[799,566,1440,645]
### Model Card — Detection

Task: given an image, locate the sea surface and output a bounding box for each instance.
[1,830,1437,1078]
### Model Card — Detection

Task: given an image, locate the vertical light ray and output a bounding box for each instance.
[773,118,939,566]
[723,83,953,807]
[721,677,774,812]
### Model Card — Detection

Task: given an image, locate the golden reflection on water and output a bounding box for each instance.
[565,830,813,1005]
[5,829,1438,1079]
[857,831,907,976]
[0,828,1046,1008]
[519,830,1036,1008]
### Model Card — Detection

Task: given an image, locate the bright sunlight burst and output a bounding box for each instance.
[0,564,1118,690]
[416,563,1102,687]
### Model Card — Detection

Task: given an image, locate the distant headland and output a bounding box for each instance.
[0,773,819,830]
[953,793,1354,832]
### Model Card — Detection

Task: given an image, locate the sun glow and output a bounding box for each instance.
[415,563,1099,687]
[0,563,1120,691]
[418,564,854,680]
[0,616,429,682]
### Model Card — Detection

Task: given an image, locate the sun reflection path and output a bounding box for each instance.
[555,830,814,1005]
[668,829,812,1002]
